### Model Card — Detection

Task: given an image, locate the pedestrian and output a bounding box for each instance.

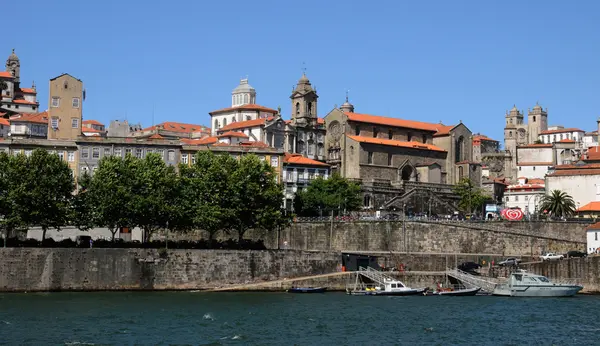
[89,238,93,248]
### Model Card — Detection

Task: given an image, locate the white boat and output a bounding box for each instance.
[346,267,428,296]
[492,270,583,297]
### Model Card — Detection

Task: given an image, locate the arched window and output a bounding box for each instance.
[355,126,360,136]
[295,102,300,115]
[214,119,219,130]
[407,132,412,141]
[223,118,227,126]
[244,94,249,104]
[458,166,464,179]
[533,116,536,122]
[307,102,312,116]
[231,116,235,123]
[363,195,372,208]
[401,166,413,181]
[509,131,513,137]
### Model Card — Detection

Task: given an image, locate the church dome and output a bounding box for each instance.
[232,78,255,94]
[340,94,354,113]
[298,73,309,84]
[533,103,542,110]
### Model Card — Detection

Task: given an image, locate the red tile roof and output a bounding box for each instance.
[18,88,36,94]
[344,112,450,134]
[317,118,325,125]
[181,136,218,145]
[218,131,249,138]
[0,72,12,78]
[148,133,164,139]
[239,141,269,148]
[587,221,600,230]
[548,169,600,177]
[433,125,456,137]
[347,135,446,152]
[218,117,273,132]
[284,153,329,167]
[82,119,104,126]
[577,202,600,212]
[0,118,9,126]
[518,144,553,148]
[540,128,584,135]
[140,122,209,134]
[506,184,545,191]
[9,111,48,124]
[558,139,576,143]
[209,104,278,115]
[587,146,600,161]
[528,178,545,184]
[12,99,38,105]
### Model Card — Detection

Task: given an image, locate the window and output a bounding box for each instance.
[135,148,143,158]
[515,196,519,201]
[318,144,324,156]
[68,151,75,162]
[388,153,393,166]
[156,149,164,159]
[271,156,278,167]
[181,154,189,164]
[81,166,89,174]
[363,195,371,207]
[92,147,100,159]
[308,144,314,155]
[71,118,79,128]
[72,98,80,108]
[367,152,373,164]
[81,148,89,159]
[24,150,32,157]
[388,130,393,140]
[596,232,598,241]
[533,116,536,122]
[422,134,427,144]
[57,151,65,161]
[51,97,60,108]
[373,127,378,138]
[519,167,522,171]
[246,115,251,121]
[509,131,512,138]
[407,132,412,141]
[125,148,132,156]
[114,148,122,157]
[51,117,59,129]
[191,155,196,164]
[259,156,266,162]
[104,147,111,156]
[167,150,175,161]
[533,166,536,171]
[355,126,360,136]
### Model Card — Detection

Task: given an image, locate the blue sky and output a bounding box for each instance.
[4,0,599,142]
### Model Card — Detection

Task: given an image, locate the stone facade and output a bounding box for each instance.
[47,74,84,141]
[0,49,40,115]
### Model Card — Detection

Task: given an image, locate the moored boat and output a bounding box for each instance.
[435,287,481,296]
[492,270,582,297]
[346,267,428,296]
[287,287,327,293]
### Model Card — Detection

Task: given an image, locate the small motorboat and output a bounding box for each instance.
[434,287,481,296]
[287,287,327,293]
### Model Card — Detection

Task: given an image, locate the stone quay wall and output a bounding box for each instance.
[267,221,588,256]
[0,248,339,292]
[524,257,600,293]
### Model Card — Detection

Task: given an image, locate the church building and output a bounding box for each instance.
[0,49,40,115]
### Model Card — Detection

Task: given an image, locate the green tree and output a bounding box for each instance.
[539,189,576,218]
[180,151,237,241]
[87,155,137,241]
[131,153,179,243]
[17,149,75,241]
[453,177,489,215]
[229,154,288,241]
[0,152,26,243]
[294,174,361,216]
[71,172,95,232]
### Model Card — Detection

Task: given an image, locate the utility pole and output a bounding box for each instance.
[402,203,407,253]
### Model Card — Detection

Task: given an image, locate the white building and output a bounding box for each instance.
[216,131,249,145]
[545,163,600,210]
[209,79,278,136]
[586,222,600,254]
[282,153,330,212]
[0,50,40,115]
[8,111,48,138]
[0,117,9,138]
[504,177,545,215]
[539,127,585,145]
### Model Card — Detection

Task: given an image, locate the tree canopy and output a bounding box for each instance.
[539,189,576,218]
[293,174,361,216]
[453,177,489,215]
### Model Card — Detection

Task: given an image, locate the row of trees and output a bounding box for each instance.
[0,150,289,242]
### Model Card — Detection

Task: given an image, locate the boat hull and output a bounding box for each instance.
[350,287,428,296]
[492,285,583,297]
[436,287,481,296]
[287,287,327,293]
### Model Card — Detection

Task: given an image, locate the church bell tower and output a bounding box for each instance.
[290,73,318,127]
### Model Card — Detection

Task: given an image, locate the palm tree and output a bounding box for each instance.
[539,190,576,218]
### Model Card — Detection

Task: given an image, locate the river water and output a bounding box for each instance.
[1,291,598,345]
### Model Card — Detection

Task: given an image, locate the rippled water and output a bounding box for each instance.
[1,292,598,345]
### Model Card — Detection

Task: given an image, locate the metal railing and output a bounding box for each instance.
[446,268,501,293]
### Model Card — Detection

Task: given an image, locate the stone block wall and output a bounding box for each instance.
[0,248,339,292]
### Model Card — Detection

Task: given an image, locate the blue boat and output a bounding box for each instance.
[287,287,327,293]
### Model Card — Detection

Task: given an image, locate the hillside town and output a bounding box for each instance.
[1,49,599,222]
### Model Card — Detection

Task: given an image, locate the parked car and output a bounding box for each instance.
[565,250,587,258]
[498,257,522,266]
[381,213,401,221]
[457,261,482,275]
[540,253,564,261]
